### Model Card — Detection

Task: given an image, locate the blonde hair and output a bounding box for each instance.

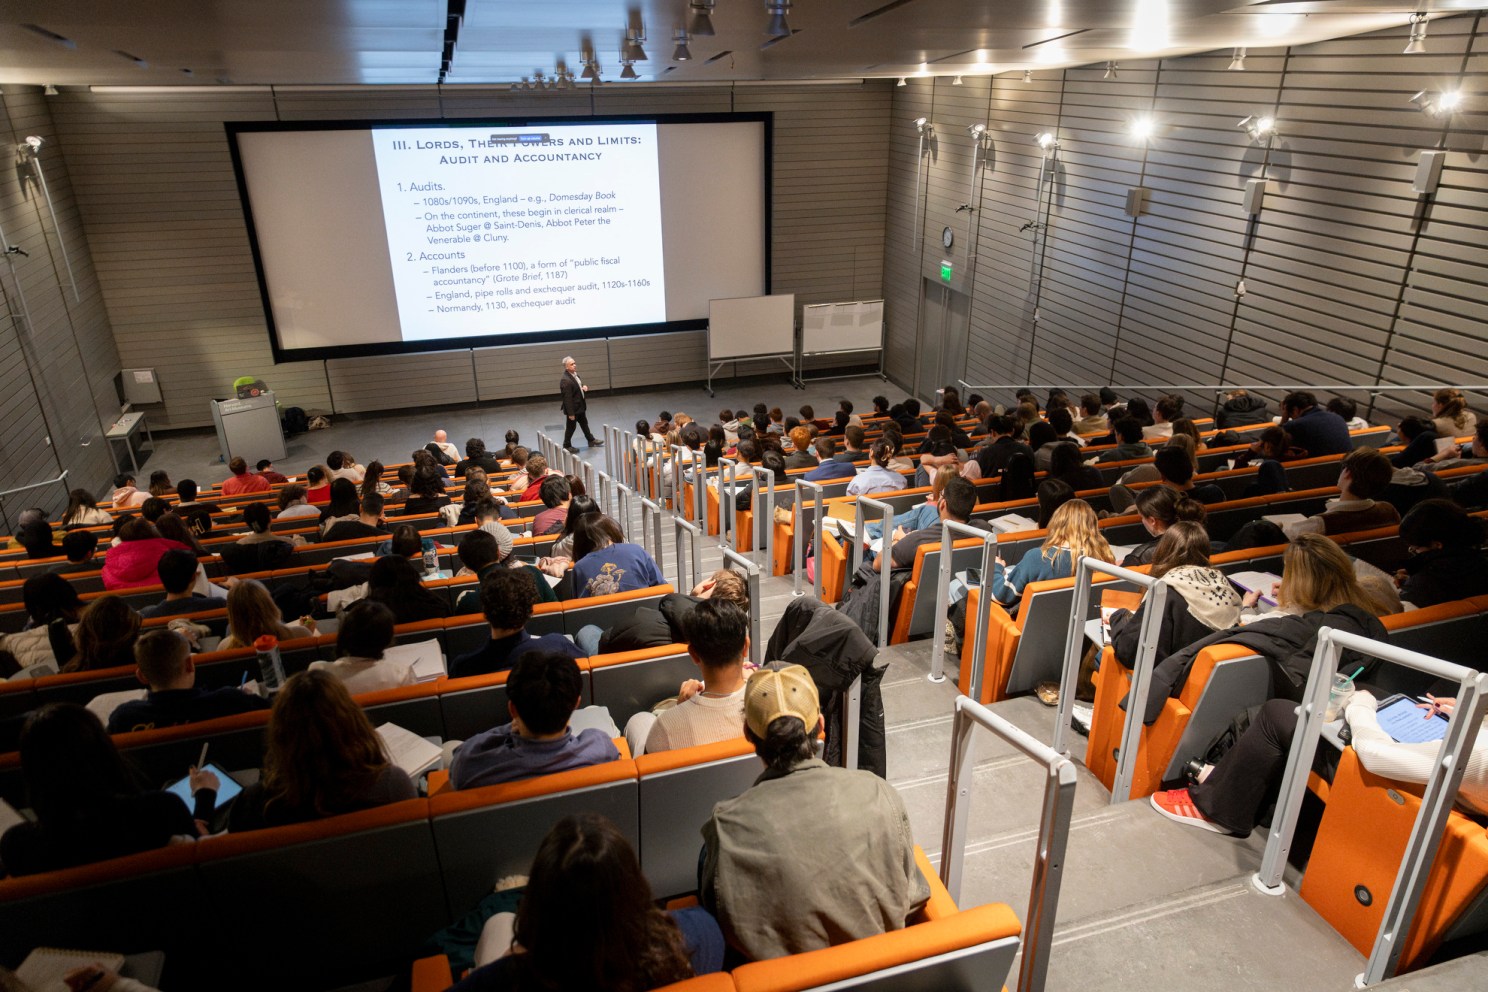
[1042,499,1113,565]
[1279,534,1393,616]
[931,465,958,500]
[225,579,296,646]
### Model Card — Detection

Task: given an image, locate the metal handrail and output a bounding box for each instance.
[718,545,763,667]
[614,480,635,541]
[716,457,740,549]
[942,695,1077,992]
[673,516,703,593]
[603,423,618,477]
[638,496,664,577]
[593,470,613,517]
[927,520,996,688]
[1052,557,1165,803]
[0,471,69,531]
[851,494,896,648]
[670,444,691,521]
[791,479,825,600]
[1250,628,1486,987]
[749,466,776,571]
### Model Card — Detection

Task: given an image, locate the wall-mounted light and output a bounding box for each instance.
[913,117,933,136]
[1035,132,1058,152]
[624,26,647,61]
[1228,47,1246,71]
[765,1,792,38]
[953,75,963,86]
[620,61,639,79]
[688,0,716,37]
[1405,13,1428,54]
[1023,69,1033,83]
[673,29,692,62]
[1238,114,1276,141]
[1104,61,1119,80]
[1411,89,1462,118]
[967,123,987,140]
[1130,116,1155,141]
[580,60,597,80]
[897,77,907,87]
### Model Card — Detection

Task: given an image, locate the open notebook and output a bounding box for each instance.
[18,948,127,992]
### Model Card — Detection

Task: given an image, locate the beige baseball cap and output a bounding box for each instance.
[745,664,820,738]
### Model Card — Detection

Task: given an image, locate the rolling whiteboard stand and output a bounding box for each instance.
[705,294,798,397]
[210,391,286,464]
[795,299,887,386]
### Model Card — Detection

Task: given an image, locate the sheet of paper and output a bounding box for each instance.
[18,948,127,992]
[0,797,25,836]
[989,513,1038,534]
[86,688,147,725]
[383,638,446,682]
[1229,570,1282,607]
[1434,436,1458,455]
[376,722,444,777]
[1262,513,1309,529]
[569,704,621,737]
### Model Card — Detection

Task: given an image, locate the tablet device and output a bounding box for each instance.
[1374,694,1450,745]
[165,762,243,810]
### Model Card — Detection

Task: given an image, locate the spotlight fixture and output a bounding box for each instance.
[43,84,59,96]
[689,0,717,37]
[532,70,549,89]
[23,135,43,153]
[1023,69,1032,83]
[1130,116,1155,141]
[1411,89,1462,118]
[953,75,963,86]
[1104,61,1118,79]
[513,76,529,91]
[620,61,638,79]
[897,77,907,87]
[765,1,792,38]
[673,29,692,62]
[1405,13,1428,54]
[580,60,597,80]
[967,123,987,139]
[1238,114,1276,141]
[1228,47,1246,71]
[624,27,647,62]
[913,117,933,136]
[1035,132,1058,151]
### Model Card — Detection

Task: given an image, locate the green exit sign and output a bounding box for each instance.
[940,260,953,282]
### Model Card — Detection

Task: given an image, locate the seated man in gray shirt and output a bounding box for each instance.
[450,650,619,790]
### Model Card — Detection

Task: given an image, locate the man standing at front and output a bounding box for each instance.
[700,665,929,961]
[559,356,604,453]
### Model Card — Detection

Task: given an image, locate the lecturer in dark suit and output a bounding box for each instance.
[559,356,603,452]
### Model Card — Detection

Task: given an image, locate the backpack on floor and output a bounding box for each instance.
[281,406,309,435]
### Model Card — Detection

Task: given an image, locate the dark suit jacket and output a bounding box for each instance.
[559,372,586,416]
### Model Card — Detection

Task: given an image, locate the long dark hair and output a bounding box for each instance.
[572,514,626,563]
[366,555,450,621]
[323,478,361,518]
[999,451,1037,502]
[359,461,385,501]
[21,703,140,830]
[261,670,391,818]
[507,813,692,992]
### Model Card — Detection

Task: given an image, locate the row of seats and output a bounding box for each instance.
[0,735,767,989]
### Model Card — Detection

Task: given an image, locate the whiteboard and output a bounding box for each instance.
[708,294,795,361]
[801,299,884,355]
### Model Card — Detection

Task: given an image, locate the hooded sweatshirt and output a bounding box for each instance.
[1215,394,1271,430]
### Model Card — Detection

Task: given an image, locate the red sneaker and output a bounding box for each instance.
[1150,788,1228,834]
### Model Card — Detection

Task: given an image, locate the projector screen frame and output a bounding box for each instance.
[225,112,773,365]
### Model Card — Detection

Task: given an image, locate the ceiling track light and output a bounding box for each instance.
[1104,61,1119,80]
[953,75,963,86]
[1238,114,1276,141]
[1130,116,1155,141]
[673,29,692,62]
[689,0,717,37]
[580,61,596,80]
[1411,89,1461,118]
[765,1,793,38]
[620,61,639,80]
[1405,13,1428,54]
[1228,47,1246,71]
[897,77,907,87]
[1023,69,1032,83]
[913,117,933,136]
[625,26,648,62]
[1035,131,1058,152]
[967,123,987,140]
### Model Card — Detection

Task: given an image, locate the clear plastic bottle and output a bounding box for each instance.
[253,634,285,695]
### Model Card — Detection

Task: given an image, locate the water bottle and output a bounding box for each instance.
[422,542,439,577]
[253,634,285,695]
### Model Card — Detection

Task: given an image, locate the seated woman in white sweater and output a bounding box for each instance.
[1344,689,1488,816]
[308,600,414,694]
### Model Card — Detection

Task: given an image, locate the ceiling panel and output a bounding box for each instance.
[0,0,1455,87]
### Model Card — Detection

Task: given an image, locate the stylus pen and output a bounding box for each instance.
[197,742,209,770]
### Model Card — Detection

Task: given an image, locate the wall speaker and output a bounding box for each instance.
[1243,178,1269,215]
[1413,150,1445,196]
[1124,186,1150,217]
